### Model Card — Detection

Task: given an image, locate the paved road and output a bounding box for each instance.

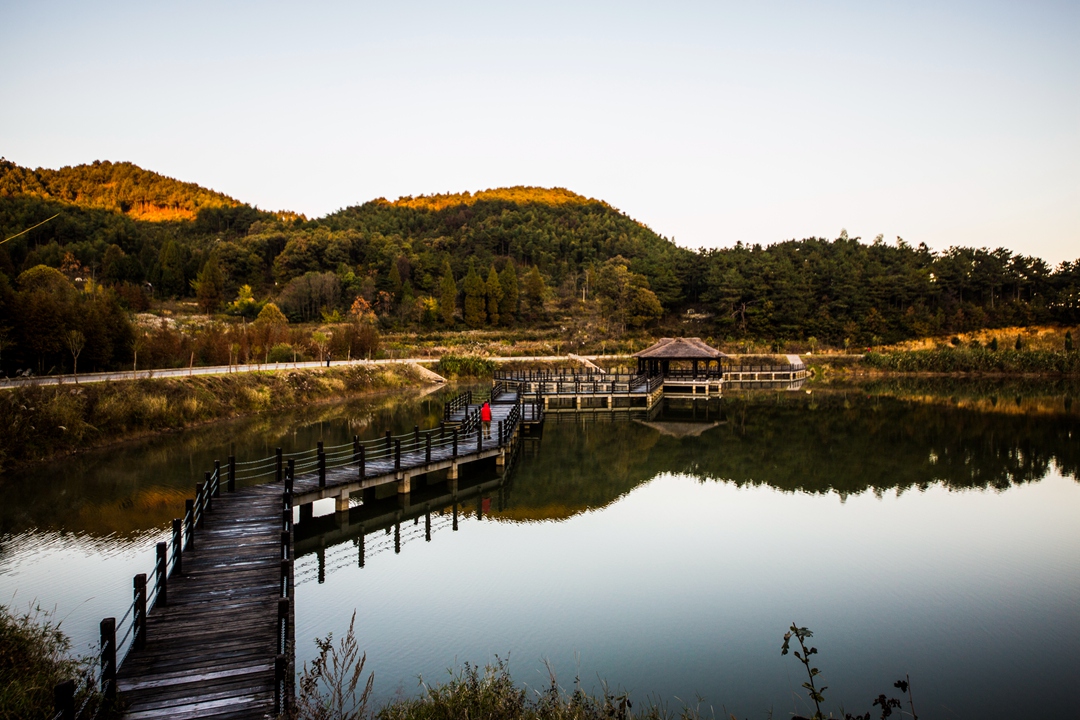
[0,355,626,389]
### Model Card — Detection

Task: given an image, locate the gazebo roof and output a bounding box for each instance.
[632,337,729,360]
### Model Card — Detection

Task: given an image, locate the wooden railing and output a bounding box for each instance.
[54,387,533,718]
[53,461,295,720]
[443,390,473,421]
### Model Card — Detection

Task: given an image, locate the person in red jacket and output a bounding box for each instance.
[481,401,492,439]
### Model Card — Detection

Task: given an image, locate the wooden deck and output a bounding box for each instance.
[116,483,291,720]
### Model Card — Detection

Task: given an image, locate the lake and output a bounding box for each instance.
[2,379,1078,719]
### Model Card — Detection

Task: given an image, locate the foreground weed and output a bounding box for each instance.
[289,611,373,720]
[781,623,917,720]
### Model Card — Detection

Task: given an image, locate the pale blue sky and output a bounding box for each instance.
[2,1,1077,263]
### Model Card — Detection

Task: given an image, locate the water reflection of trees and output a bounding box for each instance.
[499,392,1079,522]
[0,387,456,537]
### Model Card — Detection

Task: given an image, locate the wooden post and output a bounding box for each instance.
[413,425,419,446]
[283,509,292,533]
[394,440,401,472]
[286,459,294,495]
[358,527,366,567]
[184,500,194,550]
[213,460,221,497]
[172,518,182,575]
[275,447,283,483]
[452,503,458,531]
[394,520,401,554]
[228,455,236,492]
[426,432,432,462]
[498,420,503,447]
[275,654,288,716]
[359,444,366,479]
[385,430,391,454]
[452,429,458,458]
[318,446,326,488]
[155,542,167,606]
[281,531,291,561]
[100,618,117,702]
[425,510,431,541]
[478,424,483,452]
[133,573,147,650]
[54,679,75,720]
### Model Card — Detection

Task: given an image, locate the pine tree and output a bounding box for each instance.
[438,261,457,326]
[523,266,546,317]
[463,262,486,328]
[485,266,503,327]
[388,262,402,298]
[193,252,225,314]
[499,262,519,324]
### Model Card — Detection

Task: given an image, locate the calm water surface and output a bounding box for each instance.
[2,380,1078,719]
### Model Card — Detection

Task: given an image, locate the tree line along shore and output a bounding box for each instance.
[2,159,1080,380]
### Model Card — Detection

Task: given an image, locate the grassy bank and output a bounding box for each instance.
[861,347,1080,374]
[0,364,431,472]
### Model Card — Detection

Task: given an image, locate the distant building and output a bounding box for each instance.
[633,337,728,378]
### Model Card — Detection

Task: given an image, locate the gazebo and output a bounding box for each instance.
[633,337,728,379]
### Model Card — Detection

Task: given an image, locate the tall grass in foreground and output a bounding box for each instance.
[287,621,920,720]
[0,603,102,720]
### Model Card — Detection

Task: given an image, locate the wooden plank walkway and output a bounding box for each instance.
[117,483,291,720]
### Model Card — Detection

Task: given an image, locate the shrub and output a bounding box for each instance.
[269,343,299,363]
[435,355,496,378]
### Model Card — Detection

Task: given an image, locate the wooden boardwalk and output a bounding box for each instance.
[291,397,532,509]
[116,483,292,720]
[108,389,532,719]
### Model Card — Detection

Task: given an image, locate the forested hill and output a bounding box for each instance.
[322,187,692,306]
[1,158,1079,378]
[0,159,244,221]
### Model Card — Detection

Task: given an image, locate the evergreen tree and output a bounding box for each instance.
[523,266,546,317]
[193,252,225,314]
[158,240,186,297]
[388,262,402,298]
[463,262,486,328]
[499,262,519,324]
[485,266,503,327]
[438,261,457,326]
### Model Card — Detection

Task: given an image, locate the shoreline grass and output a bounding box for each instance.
[0,364,433,473]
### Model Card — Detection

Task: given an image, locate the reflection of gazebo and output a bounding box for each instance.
[633,337,728,378]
